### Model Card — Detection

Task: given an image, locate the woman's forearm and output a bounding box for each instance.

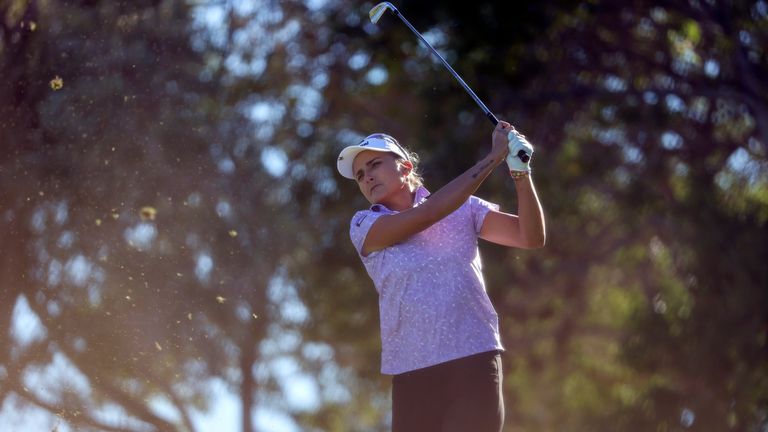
[513,175,546,248]
[419,151,506,225]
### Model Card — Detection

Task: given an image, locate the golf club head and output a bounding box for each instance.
[369,2,397,24]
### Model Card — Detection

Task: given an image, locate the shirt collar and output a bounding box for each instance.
[370,186,431,213]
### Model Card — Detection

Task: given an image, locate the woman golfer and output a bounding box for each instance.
[336,121,545,432]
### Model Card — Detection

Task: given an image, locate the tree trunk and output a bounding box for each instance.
[240,337,256,432]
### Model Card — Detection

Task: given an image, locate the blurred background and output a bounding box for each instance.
[1,0,766,431]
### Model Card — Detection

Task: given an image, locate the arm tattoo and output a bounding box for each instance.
[472,159,494,178]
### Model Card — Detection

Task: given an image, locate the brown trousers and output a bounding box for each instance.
[391,350,504,432]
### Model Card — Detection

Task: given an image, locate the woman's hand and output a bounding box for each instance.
[506,129,534,173]
[491,121,512,159]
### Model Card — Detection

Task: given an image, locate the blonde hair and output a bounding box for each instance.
[395,149,424,191]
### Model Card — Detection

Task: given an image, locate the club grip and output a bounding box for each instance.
[517,150,530,163]
[490,114,529,163]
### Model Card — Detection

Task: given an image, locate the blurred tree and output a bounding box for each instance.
[2,0,766,431]
[509,1,768,430]
[0,0,304,431]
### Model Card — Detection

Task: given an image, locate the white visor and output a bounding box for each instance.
[337,133,408,179]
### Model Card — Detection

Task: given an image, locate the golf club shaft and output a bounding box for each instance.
[392,10,499,126]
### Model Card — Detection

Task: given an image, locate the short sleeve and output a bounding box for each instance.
[349,210,386,256]
[469,195,500,234]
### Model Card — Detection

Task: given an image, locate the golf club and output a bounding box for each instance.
[369,2,530,163]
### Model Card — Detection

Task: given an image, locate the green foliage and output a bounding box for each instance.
[1,0,766,431]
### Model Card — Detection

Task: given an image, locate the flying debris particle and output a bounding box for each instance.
[125,296,131,300]
[252,314,258,320]
[50,76,63,90]
[95,219,102,226]
[215,296,226,304]
[154,341,162,351]
[21,21,37,31]
[177,272,183,277]
[111,212,119,220]
[140,206,156,221]
[228,230,238,238]
[187,313,192,320]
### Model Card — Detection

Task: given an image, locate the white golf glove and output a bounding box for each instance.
[506,130,533,173]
